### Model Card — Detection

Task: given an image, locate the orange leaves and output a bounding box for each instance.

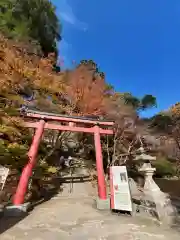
[0,34,65,100]
[170,103,180,117]
[66,65,108,116]
[0,34,66,146]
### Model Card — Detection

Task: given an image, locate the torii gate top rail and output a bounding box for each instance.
[13,109,114,205]
[21,109,114,126]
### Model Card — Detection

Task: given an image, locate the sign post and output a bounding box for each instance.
[0,165,9,191]
[110,166,132,212]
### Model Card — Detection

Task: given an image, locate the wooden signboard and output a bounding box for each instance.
[110,166,132,212]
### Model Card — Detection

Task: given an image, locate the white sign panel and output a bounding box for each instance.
[0,165,9,191]
[110,166,132,212]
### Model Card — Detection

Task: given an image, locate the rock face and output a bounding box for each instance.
[141,191,177,225]
[129,178,142,197]
[61,132,79,150]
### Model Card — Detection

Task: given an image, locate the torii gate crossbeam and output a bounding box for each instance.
[13,111,114,205]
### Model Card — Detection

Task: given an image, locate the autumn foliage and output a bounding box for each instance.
[170,102,180,117]
[66,64,109,116]
[0,35,65,168]
[0,36,115,168]
[0,35,64,101]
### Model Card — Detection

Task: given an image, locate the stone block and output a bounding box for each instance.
[0,204,4,218]
[95,197,110,210]
[3,202,31,217]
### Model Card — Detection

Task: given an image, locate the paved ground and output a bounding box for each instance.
[0,183,180,239]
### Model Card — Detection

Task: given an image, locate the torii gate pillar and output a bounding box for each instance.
[13,120,45,205]
[94,125,110,209]
[94,125,107,199]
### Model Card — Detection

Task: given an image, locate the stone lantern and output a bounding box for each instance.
[134,147,177,225]
[135,150,160,192]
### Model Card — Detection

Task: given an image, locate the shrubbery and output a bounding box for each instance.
[153,158,176,178]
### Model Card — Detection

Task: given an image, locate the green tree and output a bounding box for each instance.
[123,93,157,111]
[0,0,61,56]
[150,113,173,134]
[141,94,157,110]
[150,111,180,162]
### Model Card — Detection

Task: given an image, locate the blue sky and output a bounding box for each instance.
[52,0,180,117]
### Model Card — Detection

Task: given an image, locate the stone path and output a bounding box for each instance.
[0,196,180,239]
[0,180,180,239]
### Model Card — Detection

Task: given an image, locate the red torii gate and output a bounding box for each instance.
[13,110,114,205]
